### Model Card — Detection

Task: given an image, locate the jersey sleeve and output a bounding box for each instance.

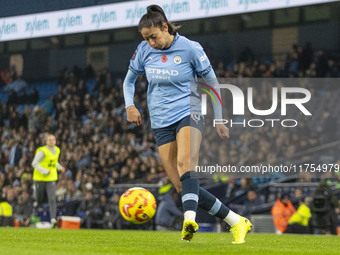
[123,69,139,108]
[202,68,223,120]
[129,43,145,75]
[31,149,49,175]
[190,41,212,76]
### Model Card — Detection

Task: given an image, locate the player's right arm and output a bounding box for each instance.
[124,70,142,126]
[123,44,146,126]
[31,150,50,175]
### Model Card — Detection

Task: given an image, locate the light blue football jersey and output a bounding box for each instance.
[129,33,211,129]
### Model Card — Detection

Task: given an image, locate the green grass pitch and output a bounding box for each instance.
[1,228,339,255]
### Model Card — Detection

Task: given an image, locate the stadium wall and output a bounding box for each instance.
[46,21,339,77]
[2,20,339,79]
[0,55,9,70]
[299,22,340,50]
[48,48,87,78]
[24,50,50,80]
[190,29,272,63]
[109,41,139,74]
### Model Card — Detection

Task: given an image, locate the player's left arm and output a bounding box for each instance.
[190,41,229,139]
[201,69,229,140]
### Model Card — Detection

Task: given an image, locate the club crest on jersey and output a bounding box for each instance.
[174,56,182,64]
[161,55,168,63]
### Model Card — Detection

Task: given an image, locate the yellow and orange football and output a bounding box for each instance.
[119,187,157,224]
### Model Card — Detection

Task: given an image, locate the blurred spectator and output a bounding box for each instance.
[0,67,11,85]
[234,178,253,197]
[56,178,67,202]
[155,187,183,230]
[5,76,27,93]
[97,193,115,229]
[317,108,337,144]
[316,50,328,77]
[239,46,255,64]
[271,194,296,234]
[240,189,264,219]
[27,88,39,104]
[17,90,28,105]
[293,188,303,202]
[8,139,23,167]
[85,64,96,79]
[0,187,16,226]
[287,196,312,234]
[225,177,240,199]
[103,194,122,229]
[14,190,33,221]
[0,201,14,226]
[5,187,17,209]
[78,191,101,229]
[7,90,18,105]
[28,106,48,132]
[65,181,83,202]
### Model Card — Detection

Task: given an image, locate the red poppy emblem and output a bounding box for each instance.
[161,55,168,63]
[131,50,136,60]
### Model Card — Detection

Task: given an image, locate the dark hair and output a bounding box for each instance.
[138,5,180,35]
[280,193,289,200]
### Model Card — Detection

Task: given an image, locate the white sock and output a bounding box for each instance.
[224,210,240,227]
[184,210,196,221]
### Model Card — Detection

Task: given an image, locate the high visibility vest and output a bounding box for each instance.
[33,146,60,182]
[0,202,13,216]
[288,203,311,226]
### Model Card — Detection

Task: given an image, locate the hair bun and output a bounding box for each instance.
[146,5,167,20]
[147,5,159,13]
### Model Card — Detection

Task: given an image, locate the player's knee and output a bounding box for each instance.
[178,155,198,172]
[177,156,190,172]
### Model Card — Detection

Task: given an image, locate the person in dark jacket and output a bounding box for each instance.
[241,189,264,219]
[155,188,183,230]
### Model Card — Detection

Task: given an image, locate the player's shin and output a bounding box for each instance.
[180,171,199,221]
[180,171,200,241]
[198,187,240,226]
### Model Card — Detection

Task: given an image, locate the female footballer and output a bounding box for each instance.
[123,5,251,243]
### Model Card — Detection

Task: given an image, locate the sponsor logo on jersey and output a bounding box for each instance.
[174,56,182,64]
[146,68,179,76]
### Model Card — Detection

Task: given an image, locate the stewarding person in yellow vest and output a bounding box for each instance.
[32,134,65,228]
[0,201,13,226]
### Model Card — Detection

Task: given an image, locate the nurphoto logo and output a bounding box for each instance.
[200,82,312,128]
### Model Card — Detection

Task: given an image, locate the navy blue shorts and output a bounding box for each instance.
[152,114,205,147]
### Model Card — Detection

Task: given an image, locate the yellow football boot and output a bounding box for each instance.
[230,216,252,244]
[181,219,199,242]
